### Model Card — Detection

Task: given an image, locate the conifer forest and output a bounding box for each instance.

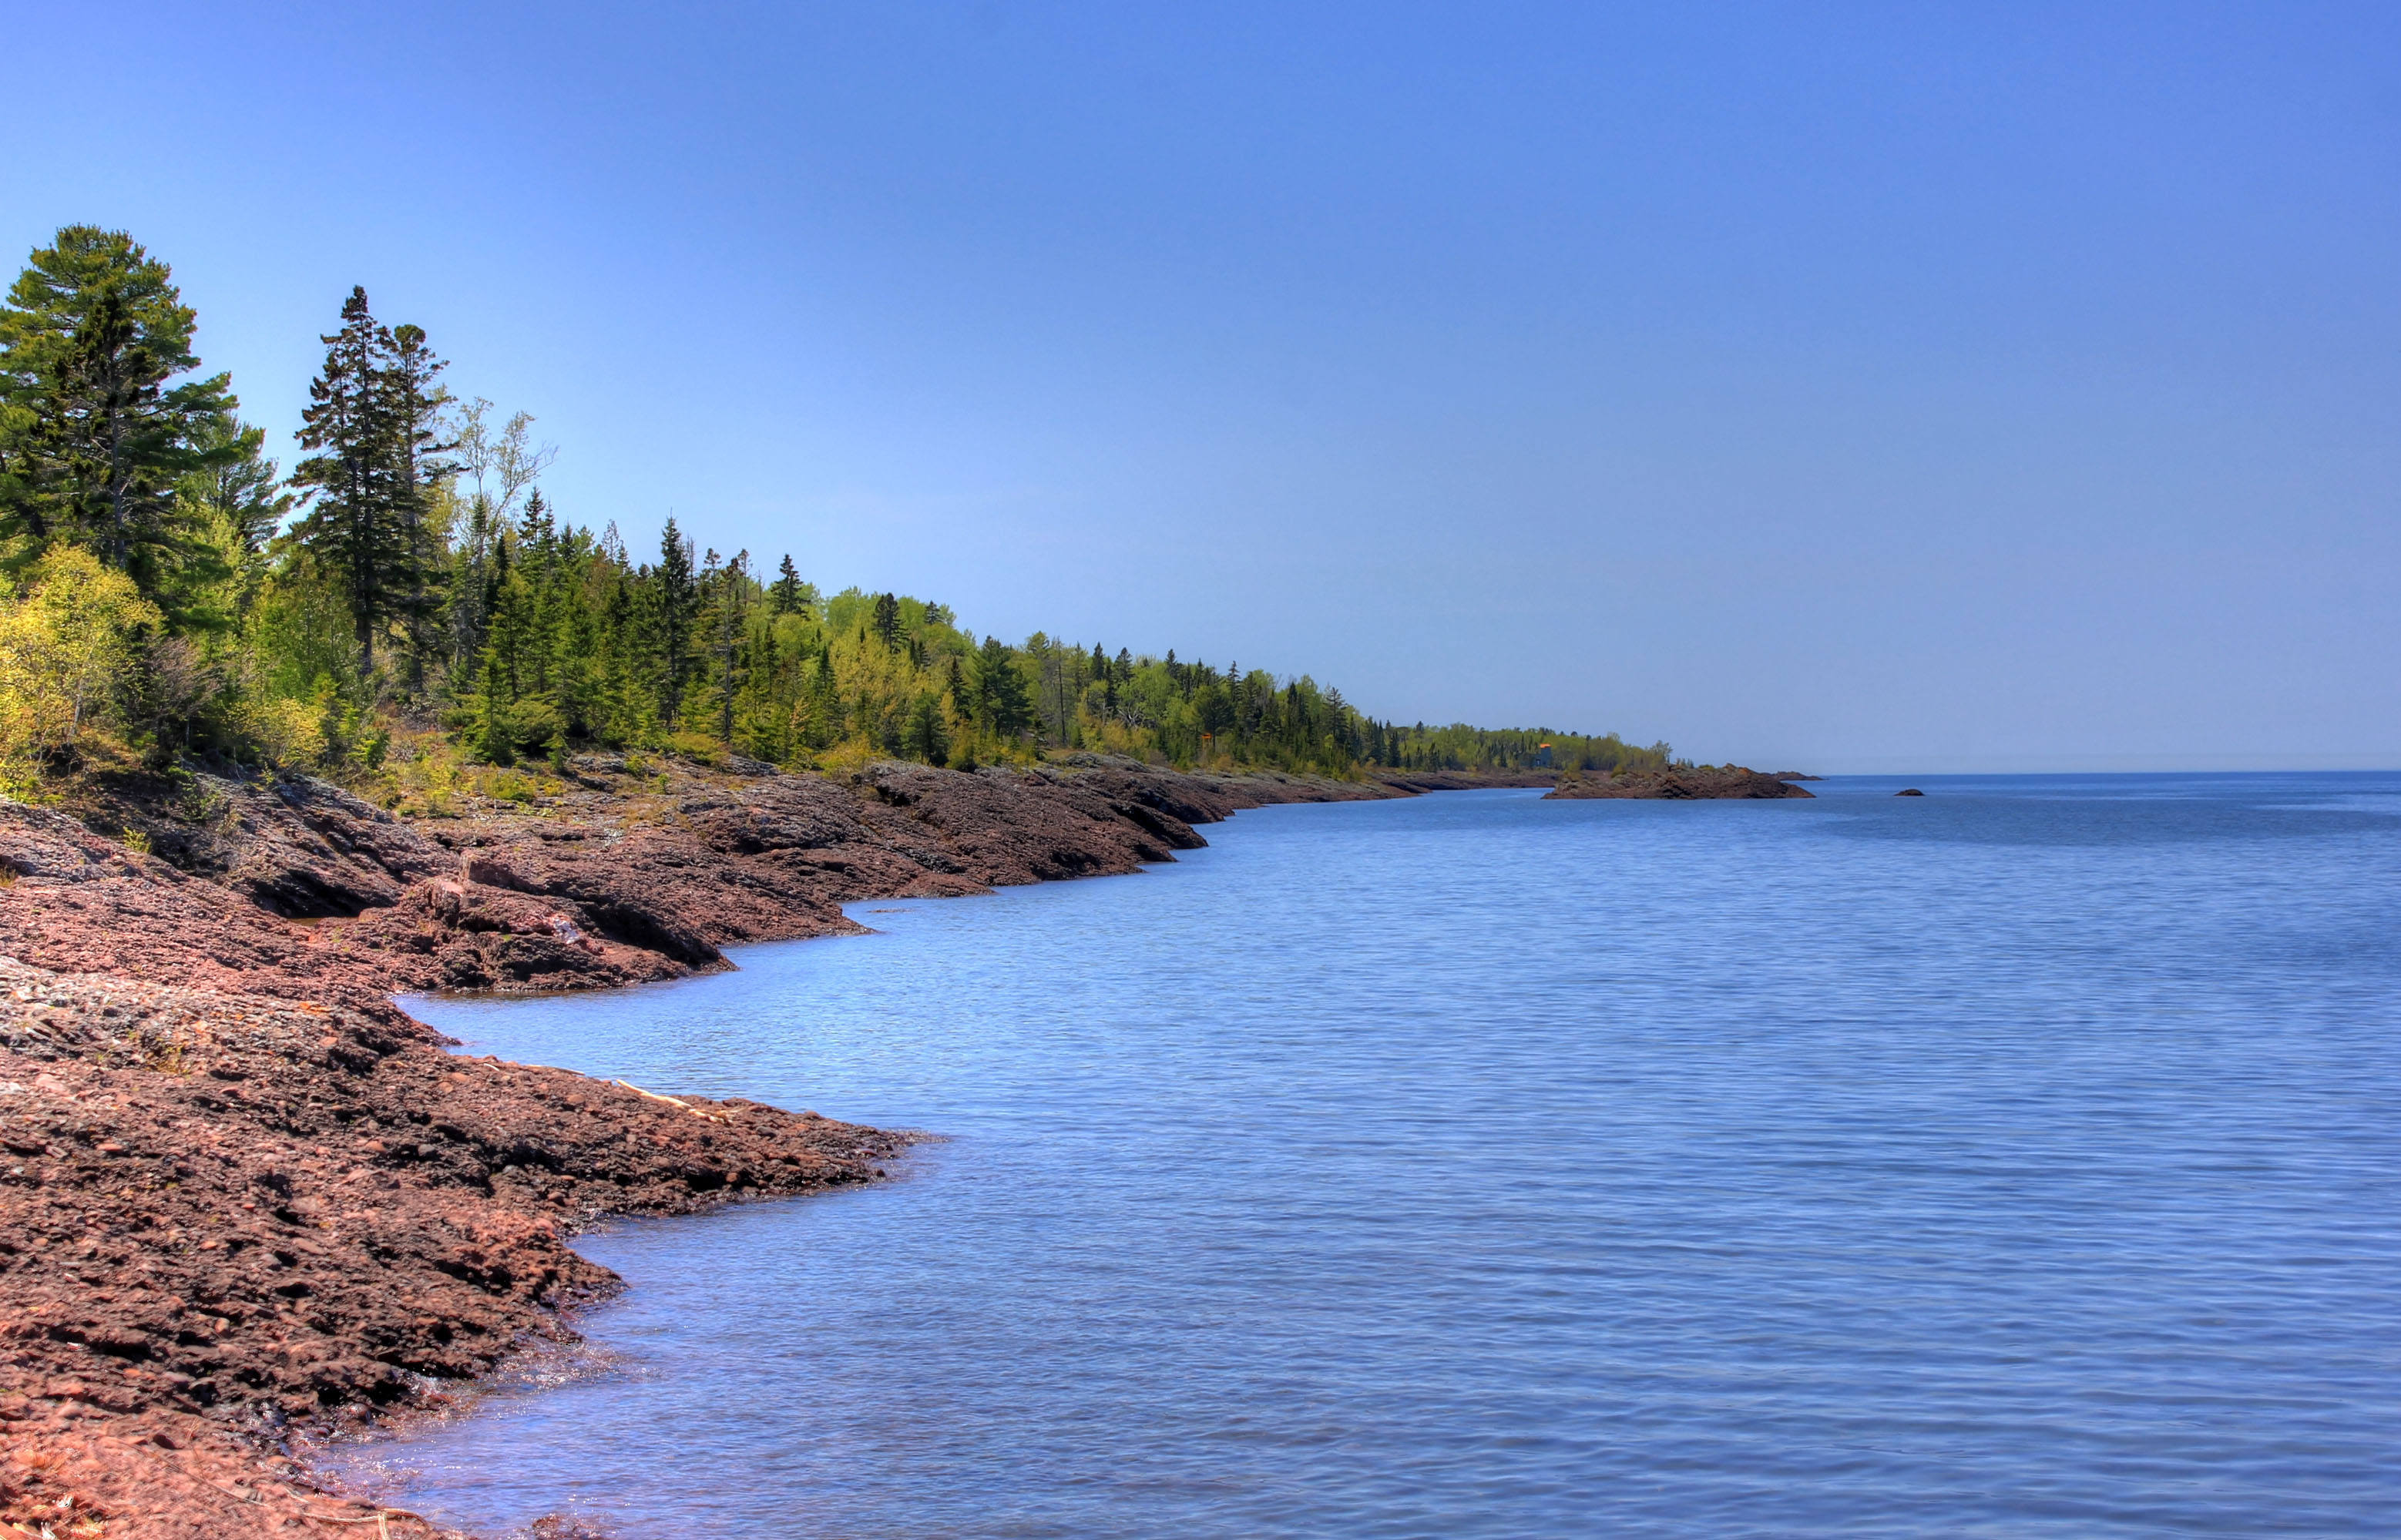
[0,227,1669,800]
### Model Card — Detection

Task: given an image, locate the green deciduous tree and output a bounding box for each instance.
[0,545,163,758]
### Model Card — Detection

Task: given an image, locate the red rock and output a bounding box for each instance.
[0,752,1546,1535]
[1543,764,1814,800]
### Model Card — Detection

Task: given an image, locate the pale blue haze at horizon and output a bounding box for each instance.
[2,2,2396,771]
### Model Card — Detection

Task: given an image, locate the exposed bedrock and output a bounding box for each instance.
[0,754,1405,1012]
[0,957,899,1538]
[1544,764,1815,800]
[2,751,1576,1535]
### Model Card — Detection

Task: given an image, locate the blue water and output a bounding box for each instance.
[325,774,2401,1537]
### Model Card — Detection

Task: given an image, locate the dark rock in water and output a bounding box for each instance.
[1544,766,1813,800]
[1896,788,1926,796]
[1769,771,1823,781]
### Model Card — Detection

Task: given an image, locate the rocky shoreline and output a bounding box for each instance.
[0,753,1549,1538]
[1544,763,1814,800]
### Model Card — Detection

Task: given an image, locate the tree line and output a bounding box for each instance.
[0,226,1668,790]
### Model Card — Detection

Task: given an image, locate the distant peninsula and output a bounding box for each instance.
[1546,765,1815,800]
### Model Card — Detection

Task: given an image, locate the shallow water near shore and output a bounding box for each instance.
[327,773,2401,1537]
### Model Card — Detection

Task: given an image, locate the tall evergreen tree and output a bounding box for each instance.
[384,322,454,688]
[185,412,290,558]
[769,554,806,616]
[0,226,237,595]
[290,287,408,676]
[903,690,950,764]
[975,636,1035,738]
[650,516,696,730]
[804,649,841,747]
[699,549,750,743]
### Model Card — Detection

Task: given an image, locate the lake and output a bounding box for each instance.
[322,774,2401,1536]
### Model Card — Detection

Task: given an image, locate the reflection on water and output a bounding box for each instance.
[325,774,2401,1537]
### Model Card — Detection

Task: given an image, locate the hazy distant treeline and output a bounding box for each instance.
[0,226,1666,790]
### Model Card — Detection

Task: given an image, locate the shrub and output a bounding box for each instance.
[0,548,163,761]
[242,694,324,769]
[663,730,724,767]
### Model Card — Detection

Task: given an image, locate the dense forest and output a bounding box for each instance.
[0,226,1667,804]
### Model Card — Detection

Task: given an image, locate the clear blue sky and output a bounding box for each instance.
[5,2,2395,770]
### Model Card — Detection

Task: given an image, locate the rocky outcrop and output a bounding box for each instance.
[0,957,902,1538]
[1371,768,1556,793]
[0,756,1352,1012]
[0,751,1593,1534]
[1543,764,1815,800]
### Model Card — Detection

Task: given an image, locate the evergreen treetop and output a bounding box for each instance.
[0,226,239,596]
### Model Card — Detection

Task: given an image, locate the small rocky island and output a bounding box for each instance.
[1544,765,1815,800]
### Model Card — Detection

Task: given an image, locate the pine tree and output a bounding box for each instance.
[469,649,514,764]
[976,636,1035,739]
[596,566,648,745]
[871,591,901,649]
[769,554,807,616]
[904,690,950,764]
[701,549,750,743]
[384,322,454,689]
[185,412,290,559]
[446,498,498,685]
[804,649,842,749]
[291,287,407,677]
[0,226,237,597]
[650,517,696,730]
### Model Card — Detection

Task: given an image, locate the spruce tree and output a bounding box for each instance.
[804,650,842,748]
[904,691,950,764]
[291,288,406,676]
[0,226,237,596]
[469,649,515,764]
[871,591,901,649]
[975,636,1035,739]
[447,492,499,681]
[650,517,697,730]
[702,549,750,743]
[186,412,291,558]
[769,554,806,616]
[384,322,454,688]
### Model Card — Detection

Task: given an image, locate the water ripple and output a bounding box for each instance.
[328,773,2401,1537]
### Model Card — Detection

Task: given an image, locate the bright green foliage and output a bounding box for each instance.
[0,546,163,759]
[332,502,1667,775]
[0,226,1668,785]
